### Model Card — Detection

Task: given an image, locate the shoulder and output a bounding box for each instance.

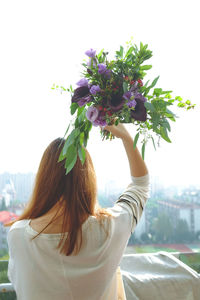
[9,219,30,232]
[105,203,132,235]
[106,202,132,219]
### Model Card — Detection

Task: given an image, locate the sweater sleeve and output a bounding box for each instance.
[100,173,150,275]
[115,173,150,234]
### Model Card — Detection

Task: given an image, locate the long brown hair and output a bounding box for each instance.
[5,138,111,255]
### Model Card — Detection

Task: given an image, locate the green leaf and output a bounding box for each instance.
[150,76,160,89]
[83,121,92,147]
[175,96,182,101]
[140,65,152,70]
[62,128,80,155]
[186,100,191,105]
[65,144,77,174]
[70,103,79,115]
[63,123,70,139]
[58,149,66,162]
[78,145,86,165]
[165,113,176,122]
[80,132,85,145]
[114,119,119,126]
[143,80,150,88]
[78,108,86,123]
[123,82,128,93]
[153,88,163,96]
[75,107,86,128]
[142,142,146,160]
[162,119,171,132]
[83,134,89,147]
[143,76,160,96]
[77,106,85,116]
[177,102,186,108]
[144,102,155,112]
[166,108,175,115]
[97,48,104,60]
[151,137,156,150]
[120,45,124,57]
[160,127,171,143]
[152,112,160,125]
[60,86,66,91]
[133,132,140,149]
[125,46,134,57]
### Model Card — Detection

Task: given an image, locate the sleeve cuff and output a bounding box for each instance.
[131,173,150,185]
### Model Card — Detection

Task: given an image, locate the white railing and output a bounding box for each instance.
[1,252,200,299]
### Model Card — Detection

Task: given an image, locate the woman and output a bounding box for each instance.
[6,123,150,300]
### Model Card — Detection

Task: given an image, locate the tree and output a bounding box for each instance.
[0,198,7,211]
[173,219,190,243]
[140,232,152,244]
[150,213,173,243]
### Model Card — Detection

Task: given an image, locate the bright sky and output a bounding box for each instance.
[0,0,199,189]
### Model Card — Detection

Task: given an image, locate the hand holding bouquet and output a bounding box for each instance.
[52,40,195,174]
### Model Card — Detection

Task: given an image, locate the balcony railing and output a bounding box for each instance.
[1,252,200,300]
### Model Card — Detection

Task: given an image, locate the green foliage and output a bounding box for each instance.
[123,82,128,93]
[151,213,173,243]
[78,145,86,165]
[133,132,140,149]
[0,198,7,211]
[173,219,191,243]
[141,142,146,160]
[0,260,16,299]
[64,144,77,174]
[70,103,79,115]
[179,253,200,274]
[52,39,195,173]
[58,105,92,173]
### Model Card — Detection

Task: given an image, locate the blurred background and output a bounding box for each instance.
[0,0,200,258]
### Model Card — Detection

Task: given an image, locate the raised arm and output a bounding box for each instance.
[105,123,150,235]
[104,123,148,177]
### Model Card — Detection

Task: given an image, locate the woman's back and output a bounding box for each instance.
[6,123,150,299]
[7,173,149,300]
[7,205,129,299]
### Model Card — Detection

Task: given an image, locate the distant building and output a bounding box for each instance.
[0,172,35,203]
[1,179,16,206]
[11,203,25,215]
[0,211,19,250]
[157,200,200,232]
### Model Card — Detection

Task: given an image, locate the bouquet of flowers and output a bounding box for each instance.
[52,40,195,174]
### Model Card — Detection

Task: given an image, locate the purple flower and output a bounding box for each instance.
[92,112,107,127]
[123,91,133,101]
[87,58,97,68]
[72,86,92,107]
[123,91,137,108]
[78,95,92,107]
[130,81,139,93]
[108,93,125,112]
[98,63,107,74]
[130,94,147,122]
[104,69,112,79]
[90,85,101,95]
[134,92,147,103]
[127,99,137,108]
[85,49,96,58]
[76,78,89,87]
[86,106,99,122]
